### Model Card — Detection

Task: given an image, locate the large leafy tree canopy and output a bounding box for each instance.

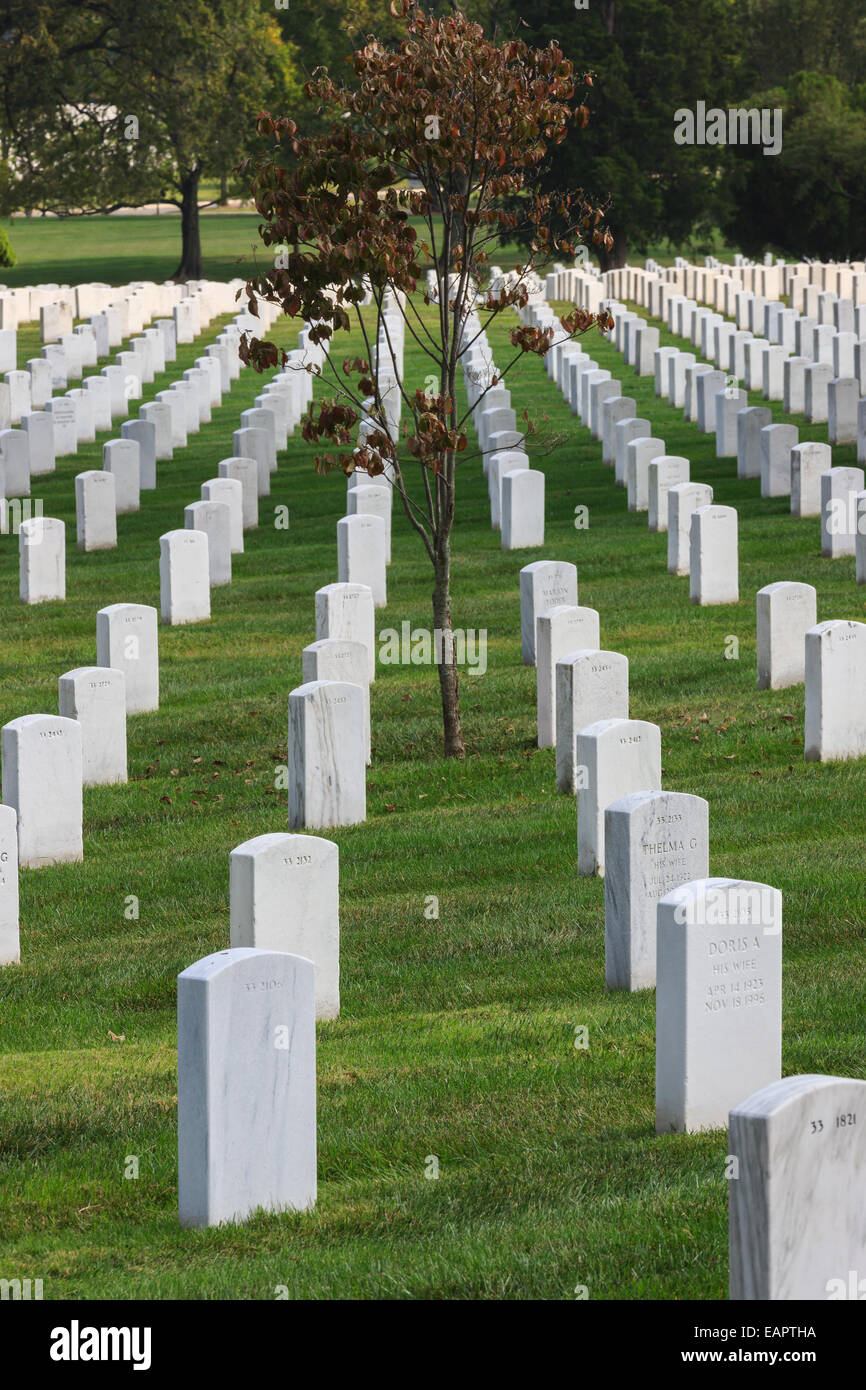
[0,0,299,274]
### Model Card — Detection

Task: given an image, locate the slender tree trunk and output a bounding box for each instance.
[432,539,465,758]
[172,167,203,282]
[219,170,229,206]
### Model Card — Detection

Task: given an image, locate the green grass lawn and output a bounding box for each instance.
[0,225,864,1300]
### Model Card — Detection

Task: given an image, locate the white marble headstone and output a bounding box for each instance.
[756,582,817,690]
[605,790,709,991]
[576,717,662,876]
[519,560,578,666]
[1,714,83,867]
[58,666,127,786]
[159,529,211,626]
[288,680,366,830]
[655,877,782,1133]
[729,1073,866,1300]
[96,603,159,714]
[555,649,628,794]
[230,834,339,1020]
[177,947,316,1228]
[0,804,20,965]
[804,619,866,761]
[536,606,600,749]
[315,583,375,682]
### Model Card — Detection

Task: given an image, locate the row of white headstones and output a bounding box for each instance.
[0,283,422,1235]
[495,264,865,1299]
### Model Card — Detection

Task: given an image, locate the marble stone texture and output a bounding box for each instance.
[159,529,211,626]
[555,649,628,794]
[655,878,782,1134]
[805,619,866,761]
[756,582,817,691]
[576,717,662,877]
[288,680,366,829]
[58,666,127,786]
[501,469,544,549]
[729,1073,866,1300]
[96,602,159,714]
[230,833,339,1020]
[690,505,738,605]
[648,456,690,533]
[605,790,709,991]
[337,514,387,607]
[302,637,371,765]
[315,583,376,682]
[536,606,600,749]
[177,947,316,1228]
[0,804,20,965]
[19,516,64,604]
[1,713,84,867]
[519,560,578,666]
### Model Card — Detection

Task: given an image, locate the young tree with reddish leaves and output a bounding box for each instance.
[239,0,612,758]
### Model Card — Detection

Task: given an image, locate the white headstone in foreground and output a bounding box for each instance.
[1,714,83,867]
[177,947,316,1229]
[230,833,339,1020]
[96,603,159,714]
[655,877,782,1134]
[729,1073,866,1301]
[288,681,366,830]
